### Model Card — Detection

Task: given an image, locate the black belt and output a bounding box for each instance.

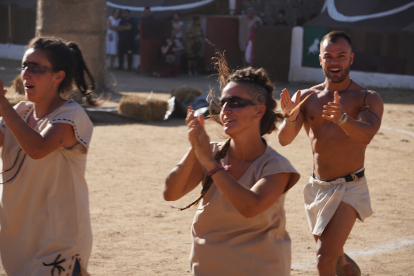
[313,169,365,183]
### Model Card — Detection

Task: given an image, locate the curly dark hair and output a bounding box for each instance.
[208,52,285,136]
[27,37,100,107]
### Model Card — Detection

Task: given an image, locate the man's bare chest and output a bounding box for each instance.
[303,91,364,127]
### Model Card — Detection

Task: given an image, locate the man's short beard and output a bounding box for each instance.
[324,64,351,84]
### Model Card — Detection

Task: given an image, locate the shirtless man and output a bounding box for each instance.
[278,31,383,276]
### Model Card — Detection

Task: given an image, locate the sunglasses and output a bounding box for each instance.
[21,62,55,75]
[220,96,256,109]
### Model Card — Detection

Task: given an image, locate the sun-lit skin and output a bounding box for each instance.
[164,79,292,220]
[21,48,66,111]
[220,82,263,137]
[319,37,354,90]
[0,47,79,158]
[278,33,384,276]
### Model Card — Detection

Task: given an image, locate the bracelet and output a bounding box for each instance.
[284,115,298,125]
[335,111,348,125]
[207,164,231,176]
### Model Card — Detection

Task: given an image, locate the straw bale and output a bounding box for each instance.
[12,75,25,95]
[118,96,168,122]
[171,86,202,104]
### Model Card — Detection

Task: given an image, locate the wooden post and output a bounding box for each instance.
[8,4,12,43]
[36,0,108,90]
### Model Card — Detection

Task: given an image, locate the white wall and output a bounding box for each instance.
[0,43,26,60]
[289,27,414,90]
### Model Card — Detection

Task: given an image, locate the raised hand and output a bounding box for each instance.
[0,77,7,97]
[280,89,301,120]
[186,107,214,167]
[322,91,344,122]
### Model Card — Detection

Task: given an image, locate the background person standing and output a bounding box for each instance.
[185,16,203,76]
[117,9,134,71]
[106,8,121,68]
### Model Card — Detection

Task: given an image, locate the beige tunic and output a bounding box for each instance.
[190,142,300,276]
[0,100,93,276]
[303,168,373,236]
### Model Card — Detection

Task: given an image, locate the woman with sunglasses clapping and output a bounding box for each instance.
[0,37,100,276]
[164,56,300,276]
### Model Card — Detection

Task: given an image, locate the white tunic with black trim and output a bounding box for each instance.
[0,100,93,276]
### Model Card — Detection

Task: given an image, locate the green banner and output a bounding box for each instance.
[303,26,328,68]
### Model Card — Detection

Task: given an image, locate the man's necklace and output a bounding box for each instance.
[324,79,353,93]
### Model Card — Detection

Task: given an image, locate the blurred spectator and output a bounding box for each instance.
[245,22,260,65]
[138,6,155,34]
[136,6,155,74]
[185,16,203,76]
[172,13,184,67]
[238,7,262,66]
[274,9,288,26]
[153,36,179,78]
[117,9,135,70]
[106,8,121,68]
[172,13,184,40]
[142,6,154,21]
[259,12,269,25]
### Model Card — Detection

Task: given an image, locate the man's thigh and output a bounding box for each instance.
[316,201,357,255]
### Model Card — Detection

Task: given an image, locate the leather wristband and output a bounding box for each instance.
[284,115,298,125]
[335,111,348,125]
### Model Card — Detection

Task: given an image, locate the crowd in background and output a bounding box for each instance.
[106,6,310,77]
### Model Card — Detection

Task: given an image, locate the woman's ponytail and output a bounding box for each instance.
[67,42,100,107]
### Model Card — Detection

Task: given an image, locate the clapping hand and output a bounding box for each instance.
[186,107,214,167]
[280,89,301,120]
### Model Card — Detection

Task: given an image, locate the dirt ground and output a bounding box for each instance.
[0,62,413,275]
[84,99,413,276]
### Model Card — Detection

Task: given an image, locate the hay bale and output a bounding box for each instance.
[12,75,25,95]
[171,86,202,104]
[118,95,168,122]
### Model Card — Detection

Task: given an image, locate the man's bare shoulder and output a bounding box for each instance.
[351,81,383,104]
[364,90,384,112]
[365,89,381,99]
[299,83,324,99]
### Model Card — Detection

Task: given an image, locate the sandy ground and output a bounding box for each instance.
[0,60,413,275]
[84,101,413,276]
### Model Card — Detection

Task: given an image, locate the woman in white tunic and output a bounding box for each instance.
[164,56,300,276]
[106,8,121,68]
[0,37,99,276]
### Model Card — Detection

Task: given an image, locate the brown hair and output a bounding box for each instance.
[27,37,100,107]
[320,31,353,52]
[208,52,285,136]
